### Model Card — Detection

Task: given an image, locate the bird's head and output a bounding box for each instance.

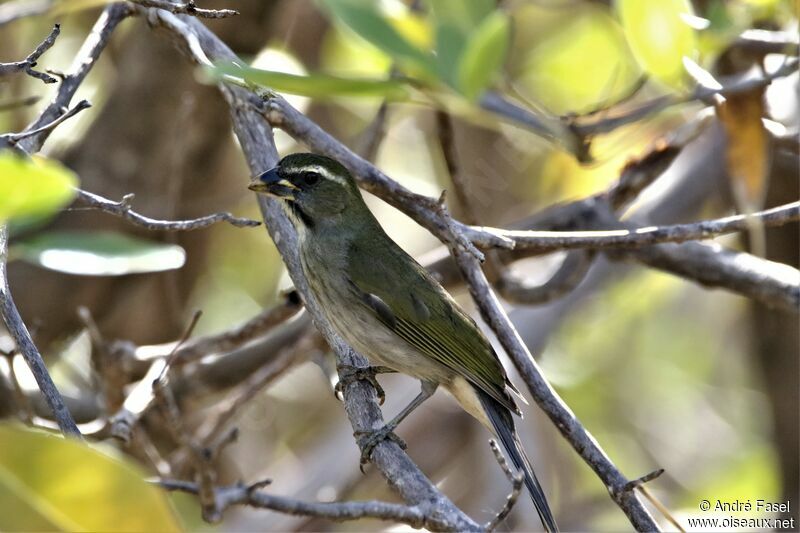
[249,153,362,227]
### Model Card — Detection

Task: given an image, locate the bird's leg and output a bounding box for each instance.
[355,380,439,468]
[335,364,395,405]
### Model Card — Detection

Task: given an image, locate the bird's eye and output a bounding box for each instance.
[301,172,320,187]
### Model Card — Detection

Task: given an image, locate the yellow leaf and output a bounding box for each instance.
[0,152,78,222]
[716,86,769,212]
[0,425,182,532]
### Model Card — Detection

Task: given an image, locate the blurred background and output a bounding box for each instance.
[0,0,797,531]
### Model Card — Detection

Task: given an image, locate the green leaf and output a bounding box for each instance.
[457,11,510,101]
[322,0,436,75]
[12,231,186,276]
[0,152,78,223]
[0,425,182,532]
[427,0,494,87]
[213,62,409,99]
[616,0,698,88]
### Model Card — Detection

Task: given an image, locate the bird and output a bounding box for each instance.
[249,153,558,532]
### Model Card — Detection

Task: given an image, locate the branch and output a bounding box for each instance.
[498,201,800,253]
[0,226,81,437]
[1,100,91,144]
[73,189,261,231]
[18,3,132,154]
[484,440,524,531]
[261,96,513,252]
[497,251,595,305]
[157,478,430,527]
[0,24,60,83]
[624,240,800,312]
[451,247,659,530]
[130,0,238,18]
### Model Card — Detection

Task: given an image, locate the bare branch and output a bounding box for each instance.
[355,101,390,162]
[2,100,91,144]
[0,226,81,438]
[130,0,238,19]
[18,4,132,154]
[73,189,261,231]
[499,201,800,253]
[157,478,430,527]
[0,24,60,83]
[624,240,800,312]
[451,248,659,530]
[261,95,514,251]
[497,251,595,305]
[485,440,524,531]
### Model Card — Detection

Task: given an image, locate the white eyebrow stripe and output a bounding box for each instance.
[286,164,348,186]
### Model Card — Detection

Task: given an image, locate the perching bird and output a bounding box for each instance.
[249,153,558,532]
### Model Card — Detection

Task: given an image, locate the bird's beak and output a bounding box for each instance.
[248,167,298,200]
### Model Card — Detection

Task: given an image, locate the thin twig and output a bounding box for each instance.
[497,251,595,305]
[0,24,60,83]
[18,4,132,154]
[498,201,800,252]
[73,189,261,231]
[485,439,524,531]
[355,101,390,162]
[0,226,81,438]
[157,478,431,527]
[2,100,91,143]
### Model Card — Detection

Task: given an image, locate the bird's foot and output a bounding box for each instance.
[335,364,394,405]
[354,424,406,471]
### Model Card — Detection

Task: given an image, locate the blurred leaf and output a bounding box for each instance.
[213,62,409,99]
[12,231,186,276]
[0,425,181,532]
[0,152,77,223]
[457,11,510,100]
[516,5,641,115]
[428,0,494,85]
[717,87,769,212]
[322,0,436,75]
[616,0,698,88]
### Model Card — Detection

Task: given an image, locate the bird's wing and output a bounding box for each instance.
[347,238,518,414]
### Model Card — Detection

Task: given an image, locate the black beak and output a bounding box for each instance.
[248,167,297,199]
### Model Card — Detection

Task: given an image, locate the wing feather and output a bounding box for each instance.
[347,239,518,413]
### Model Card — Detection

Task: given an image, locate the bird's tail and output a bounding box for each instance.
[478,389,558,533]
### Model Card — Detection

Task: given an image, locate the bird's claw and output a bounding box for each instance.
[335,365,391,405]
[355,425,406,471]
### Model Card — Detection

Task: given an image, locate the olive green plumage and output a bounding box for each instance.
[249,153,557,532]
